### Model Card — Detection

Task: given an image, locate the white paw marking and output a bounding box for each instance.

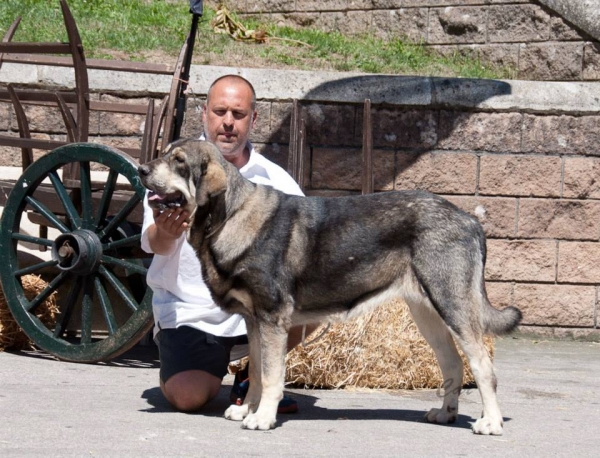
[472,417,503,435]
[241,412,276,430]
[224,404,249,421]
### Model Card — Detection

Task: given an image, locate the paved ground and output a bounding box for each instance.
[0,336,598,457]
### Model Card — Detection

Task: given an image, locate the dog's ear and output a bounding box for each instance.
[195,155,227,207]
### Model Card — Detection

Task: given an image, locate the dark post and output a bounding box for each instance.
[172,1,203,141]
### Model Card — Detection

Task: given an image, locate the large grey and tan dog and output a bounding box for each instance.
[139,138,522,434]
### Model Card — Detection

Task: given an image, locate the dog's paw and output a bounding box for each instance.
[241,412,276,430]
[224,404,249,421]
[472,417,503,435]
[425,407,457,424]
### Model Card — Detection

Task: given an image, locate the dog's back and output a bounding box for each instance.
[233,188,520,337]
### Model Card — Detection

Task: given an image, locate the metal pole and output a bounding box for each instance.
[172,12,200,141]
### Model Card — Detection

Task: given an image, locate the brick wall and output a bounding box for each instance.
[1,65,599,340]
[223,0,600,81]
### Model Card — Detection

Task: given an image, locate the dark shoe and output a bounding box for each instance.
[229,366,298,414]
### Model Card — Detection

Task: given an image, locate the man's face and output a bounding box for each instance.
[202,79,257,165]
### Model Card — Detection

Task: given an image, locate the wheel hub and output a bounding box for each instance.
[52,230,103,275]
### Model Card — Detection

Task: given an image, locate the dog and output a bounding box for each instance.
[138,138,522,434]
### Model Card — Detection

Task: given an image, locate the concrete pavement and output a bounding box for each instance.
[0,336,598,457]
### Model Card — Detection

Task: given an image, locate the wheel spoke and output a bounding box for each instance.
[94,276,118,335]
[101,255,148,276]
[53,277,83,338]
[25,195,69,233]
[49,170,81,229]
[94,169,119,228]
[79,161,93,229]
[12,232,54,247]
[80,276,94,344]
[24,271,68,313]
[98,265,139,312]
[102,234,141,251]
[97,194,141,241]
[15,260,59,277]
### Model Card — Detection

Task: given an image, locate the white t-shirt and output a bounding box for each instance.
[141,143,303,339]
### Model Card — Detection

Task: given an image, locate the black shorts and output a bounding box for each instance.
[156,326,248,383]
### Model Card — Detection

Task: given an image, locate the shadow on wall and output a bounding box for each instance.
[185,75,512,195]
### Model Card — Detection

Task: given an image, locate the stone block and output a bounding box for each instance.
[181,102,204,139]
[249,101,272,143]
[517,199,600,240]
[517,326,600,341]
[273,12,320,28]
[428,6,487,45]
[253,142,291,173]
[246,0,296,13]
[371,8,428,42]
[16,106,68,134]
[549,15,587,41]
[0,143,22,167]
[563,156,600,199]
[90,136,141,152]
[98,95,151,136]
[445,195,517,238]
[395,151,477,194]
[311,147,395,191]
[558,242,600,284]
[303,103,358,147]
[485,281,513,310]
[488,4,550,43]
[583,42,600,81]
[514,283,595,327]
[518,42,583,81]
[315,11,372,36]
[403,1,501,5]
[521,114,600,156]
[438,111,522,153]
[479,154,562,197]
[0,103,9,130]
[369,109,437,150]
[269,102,293,143]
[371,0,403,8]
[296,0,373,11]
[485,239,556,282]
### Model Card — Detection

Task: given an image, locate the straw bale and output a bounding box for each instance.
[285,300,494,390]
[0,275,59,351]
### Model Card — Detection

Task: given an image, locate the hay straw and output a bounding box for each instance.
[285,300,494,390]
[0,275,59,351]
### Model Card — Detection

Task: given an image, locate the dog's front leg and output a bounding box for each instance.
[241,320,288,430]
[225,319,261,421]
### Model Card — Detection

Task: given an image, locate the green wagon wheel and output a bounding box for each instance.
[0,143,153,362]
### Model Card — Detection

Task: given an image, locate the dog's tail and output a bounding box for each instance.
[482,299,522,336]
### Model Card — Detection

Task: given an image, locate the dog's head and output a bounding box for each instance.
[138,139,228,216]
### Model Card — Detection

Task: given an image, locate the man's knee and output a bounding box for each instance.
[161,370,222,412]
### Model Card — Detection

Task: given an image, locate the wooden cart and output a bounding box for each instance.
[0,0,200,362]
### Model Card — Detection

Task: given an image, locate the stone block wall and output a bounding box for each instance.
[223,0,600,81]
[1,64,599,340]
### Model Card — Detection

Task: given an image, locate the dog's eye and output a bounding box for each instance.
[174,155,185,163]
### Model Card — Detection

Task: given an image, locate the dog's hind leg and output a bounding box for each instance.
[225,319,261,422]
[452,332,504,435]
[241,319,288,430]
[405,298,464,425]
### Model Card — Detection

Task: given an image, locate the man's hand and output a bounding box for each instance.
[147,208,190,255]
